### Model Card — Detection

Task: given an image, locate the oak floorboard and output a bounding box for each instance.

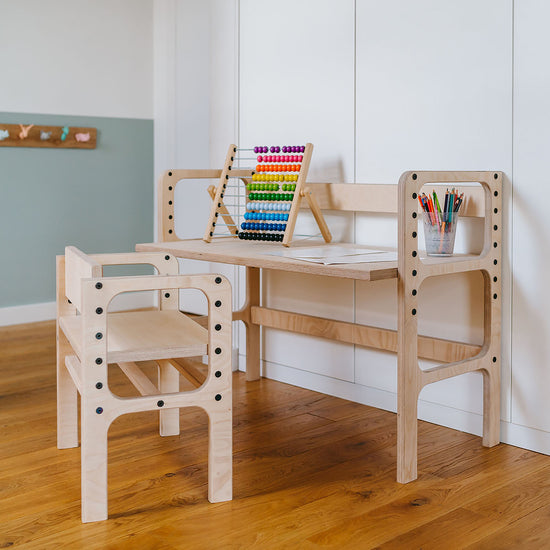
[464,464,550,524]
[373,507,505,549]
[2,321,550,549]
[465,503,550,549]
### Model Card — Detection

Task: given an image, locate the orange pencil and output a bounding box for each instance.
[428,196,437,226]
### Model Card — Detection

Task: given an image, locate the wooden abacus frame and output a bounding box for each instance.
[202,143,331,246]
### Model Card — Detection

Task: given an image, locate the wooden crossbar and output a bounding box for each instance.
[165,358,207,388]
[118,362,159,396]
[250,306,481,364]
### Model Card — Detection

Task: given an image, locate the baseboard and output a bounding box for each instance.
[0,292,156,327]
[500,421,550,455]
[232,347,239,372]
[0,302,57,326]
[241,356,550,457]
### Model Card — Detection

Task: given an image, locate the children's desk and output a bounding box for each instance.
[136,170,502,484]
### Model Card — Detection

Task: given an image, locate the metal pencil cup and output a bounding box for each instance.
[422,211,459,256]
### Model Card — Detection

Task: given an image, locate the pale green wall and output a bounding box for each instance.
[0,112,153,307]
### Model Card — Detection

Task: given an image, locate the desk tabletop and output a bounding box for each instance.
[136,238,399,281]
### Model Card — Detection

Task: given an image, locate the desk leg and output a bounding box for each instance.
[483,366,500,446]
[244,267,261,381]
[397,368,419,483]
[397,277,419,484]
[482,270,501,447]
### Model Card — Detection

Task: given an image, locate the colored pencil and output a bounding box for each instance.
[418,189,465,229]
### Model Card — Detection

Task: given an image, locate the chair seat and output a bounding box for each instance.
[59,310,208,363]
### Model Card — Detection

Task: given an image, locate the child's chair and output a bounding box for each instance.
[56,246,232,522]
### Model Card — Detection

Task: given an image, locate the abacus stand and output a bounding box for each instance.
[203,143,332,247]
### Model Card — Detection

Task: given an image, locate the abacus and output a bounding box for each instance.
[203,143,331,247]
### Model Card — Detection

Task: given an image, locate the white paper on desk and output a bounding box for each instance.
[268,245,385,259]
[294,251,398,265]
[266,245,397,264]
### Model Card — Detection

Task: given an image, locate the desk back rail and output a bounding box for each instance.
[157,170,488,242]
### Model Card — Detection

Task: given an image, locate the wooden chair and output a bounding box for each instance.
[56,246,232,522]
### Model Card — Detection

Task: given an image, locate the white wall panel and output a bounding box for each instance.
[209,0,239,163]
[512,0,550,432]
[355,0,512,184]
[263,271,355,381]
[155,0,240,316]
[354,0,512,419]
[0,0,153,119]
[239,0,356,379]
[239,0,355,183]
[355,271,485,417]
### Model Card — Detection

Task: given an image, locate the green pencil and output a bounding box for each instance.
[433,190,442,214]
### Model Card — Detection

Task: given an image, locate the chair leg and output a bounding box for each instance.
[57,334,78,449]
[81,406,109,523]
[158,361,180,436]
[207,408,232,503]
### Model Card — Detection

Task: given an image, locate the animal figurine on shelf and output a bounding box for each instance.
[18,124,34,140]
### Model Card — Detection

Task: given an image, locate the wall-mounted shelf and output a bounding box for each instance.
[0,123,97,149]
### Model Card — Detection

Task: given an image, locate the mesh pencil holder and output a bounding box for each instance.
[422,211,459,256]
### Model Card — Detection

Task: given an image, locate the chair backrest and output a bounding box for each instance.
[65,246,102,312]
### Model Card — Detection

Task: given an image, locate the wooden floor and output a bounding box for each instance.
[3,322,550,549]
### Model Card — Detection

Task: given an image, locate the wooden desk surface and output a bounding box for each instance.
[136,238,399,281]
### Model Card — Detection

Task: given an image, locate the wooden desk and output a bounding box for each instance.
[137,170,503,484]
